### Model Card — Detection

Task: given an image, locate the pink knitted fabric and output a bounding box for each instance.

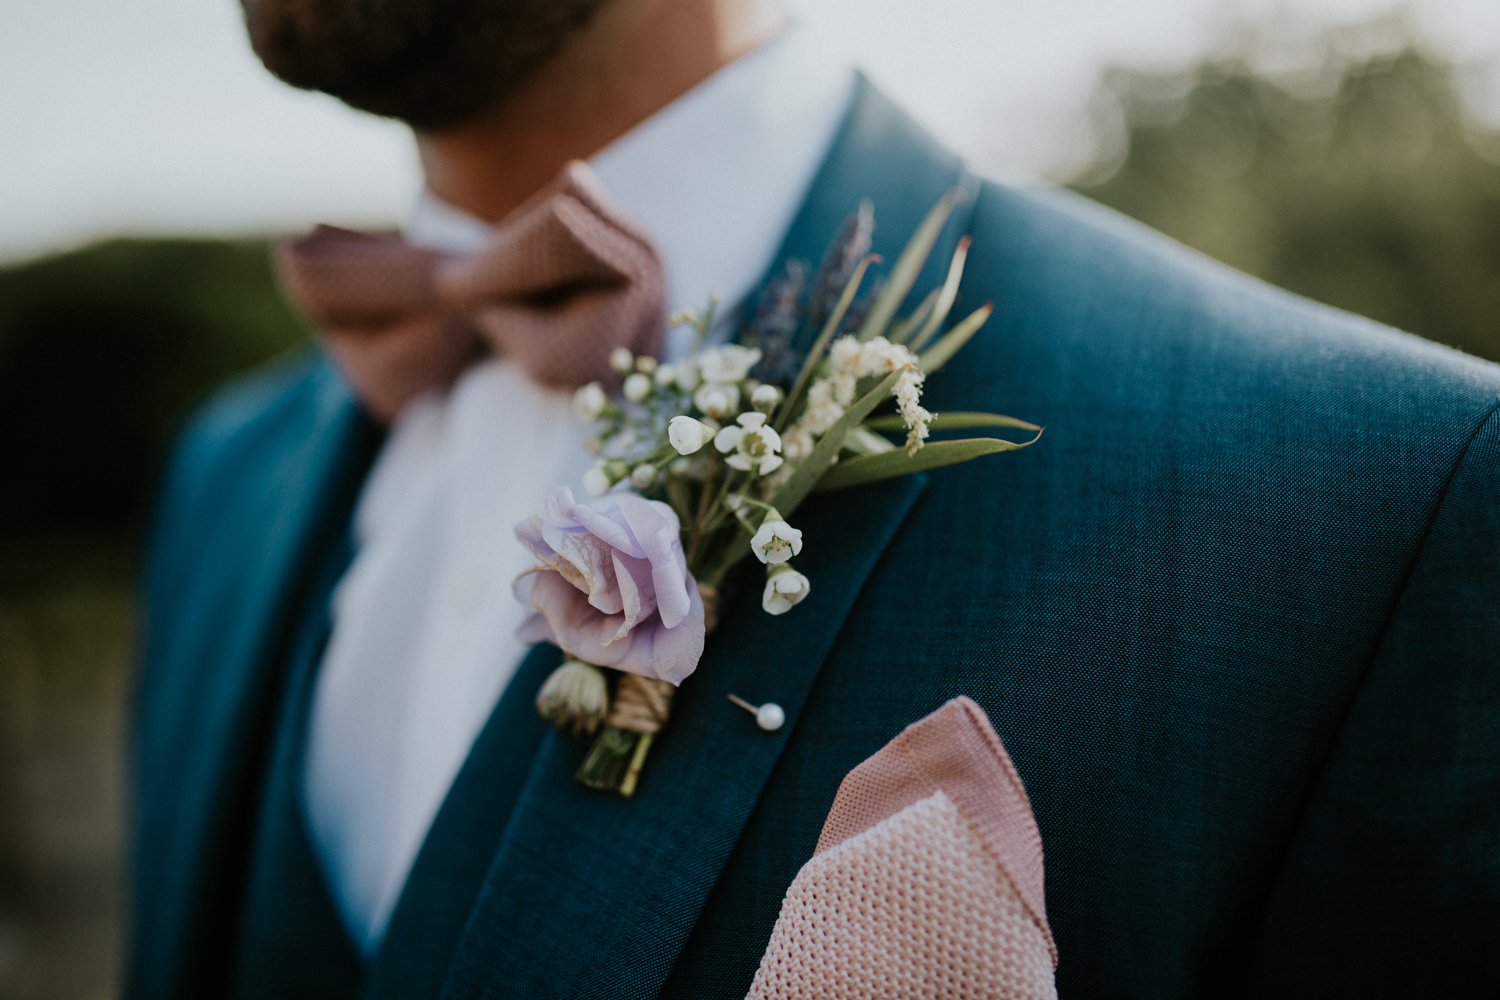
[275,161,665,422]
[746,697,1056,1000]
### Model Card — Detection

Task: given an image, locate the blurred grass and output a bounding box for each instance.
[1,534,132,1000]
[2,16,1499,998]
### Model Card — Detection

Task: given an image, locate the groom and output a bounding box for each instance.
[130,0,1500,996]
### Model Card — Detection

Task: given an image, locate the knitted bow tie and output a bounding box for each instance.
[275,161,666,423]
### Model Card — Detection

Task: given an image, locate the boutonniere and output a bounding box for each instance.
[513,192,1043,797]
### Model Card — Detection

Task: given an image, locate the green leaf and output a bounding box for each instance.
[813,433,1044,492]
[856,189,964,342]
[707,367,908,581]
[887,288,939,346]
[771,366,907,516]
[907,236,971,353]
[776,253,879,434]
[916,303,991,373]
[843,424,899,455]
[863,411,1042,433]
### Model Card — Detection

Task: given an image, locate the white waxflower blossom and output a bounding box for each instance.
[694,381,739,420]
[572,382,607,422]
[697,344,763,384]
[583,463,612,497]
[763,564,811,615]
[751,383,783,414]
[653,363,677,388]
[675,359,701,393]
[751,516,803,565]
[623,372,653,402]
[668,416,716,455]
[630,463,657,488]
[634,355,658,374]
[715,412,784,476]
[609,347,635,374]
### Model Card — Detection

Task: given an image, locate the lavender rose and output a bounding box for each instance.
[514,486,706,685]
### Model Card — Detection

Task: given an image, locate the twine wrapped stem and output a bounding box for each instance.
[573,582,717,798]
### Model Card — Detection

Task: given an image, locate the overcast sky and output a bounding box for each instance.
[3,0,1498,262]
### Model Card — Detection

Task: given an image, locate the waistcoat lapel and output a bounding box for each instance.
[131,359,381,999]
[435,77,972,1000]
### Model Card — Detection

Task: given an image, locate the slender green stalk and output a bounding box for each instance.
[774,254,879,435]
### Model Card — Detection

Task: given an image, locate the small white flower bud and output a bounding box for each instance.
[630,463,656,488]
[668,306,700,328]
[697,344,763,384]
[751,516,803,565]
[623,372,652,402]
[572,382,607,422]
[653,363,677,388]
[582,435,604,455]
[675,360,701,393]
[535,659,610,736]
[634,355,658,374]
[609,347,635,374]
[694,382,739,420]
[763,564,811,615]
[751,383,783,414]
[668,415,716,455]
[582,463,612,497]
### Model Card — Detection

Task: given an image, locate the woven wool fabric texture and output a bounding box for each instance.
[746,698,1056,999]
[275,161,665,422]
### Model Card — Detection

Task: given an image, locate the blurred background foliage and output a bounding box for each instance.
[2,14,1499,998]
[1076,15,1500,360]
[0,244,308,996]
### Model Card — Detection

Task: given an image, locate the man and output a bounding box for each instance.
[130,0,1500,995]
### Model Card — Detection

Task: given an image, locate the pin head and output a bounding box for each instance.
[755,703,785,731]
[728,693,786,732]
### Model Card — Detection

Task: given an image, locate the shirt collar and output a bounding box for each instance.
[405,25,855,360]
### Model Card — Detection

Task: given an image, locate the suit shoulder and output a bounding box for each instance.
[961,179,1500,419]
[146,350,361,570]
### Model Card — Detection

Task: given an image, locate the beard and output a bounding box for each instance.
[241,0,612,130]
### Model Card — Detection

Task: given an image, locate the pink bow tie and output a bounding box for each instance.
[275,161,666,423]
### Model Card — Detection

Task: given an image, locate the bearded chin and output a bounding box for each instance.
[240,0,612,130]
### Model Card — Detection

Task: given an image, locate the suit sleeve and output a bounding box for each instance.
[1229,404,1500,997]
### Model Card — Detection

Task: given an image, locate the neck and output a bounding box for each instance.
[415,0,790,223]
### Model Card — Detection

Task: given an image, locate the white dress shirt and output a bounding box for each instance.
[302,27,855,957]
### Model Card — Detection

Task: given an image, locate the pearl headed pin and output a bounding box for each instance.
[728,694,785,732]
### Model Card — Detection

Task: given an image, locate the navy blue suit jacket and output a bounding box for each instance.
[130,80,1500,998]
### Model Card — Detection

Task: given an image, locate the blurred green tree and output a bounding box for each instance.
[1075,23,1500,363]
[0,239,310,530]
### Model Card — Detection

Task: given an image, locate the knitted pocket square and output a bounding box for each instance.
[745,697,1057,1000]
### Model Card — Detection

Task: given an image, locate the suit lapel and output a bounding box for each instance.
[439,474,927,1000]
[132,358,380,997]
[437,76,976,1000]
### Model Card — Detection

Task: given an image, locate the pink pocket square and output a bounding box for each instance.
[746,697,1057,1000]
